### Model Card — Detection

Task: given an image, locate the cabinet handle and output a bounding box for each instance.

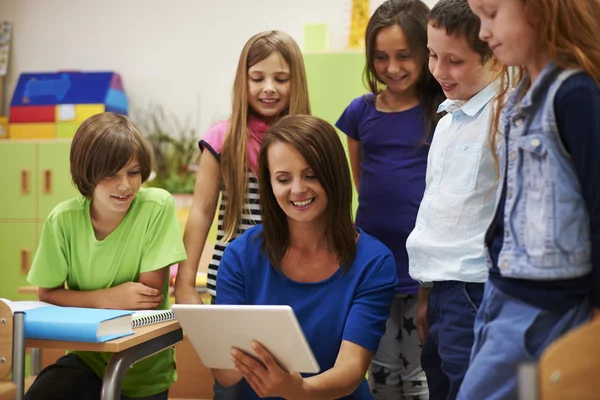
[21,169,30,194]
[43,169,53,194]
[21,249,30,274]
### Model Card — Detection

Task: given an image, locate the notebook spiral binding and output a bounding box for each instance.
[132,310,175,329]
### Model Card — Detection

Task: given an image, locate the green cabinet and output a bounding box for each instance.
[0,140,76,300]
[303,52,367,125]
[0,222,37,300]
[0,142,37,219]
[38,142,78,218]
[304,52,366,216]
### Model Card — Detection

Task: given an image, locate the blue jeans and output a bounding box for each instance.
[421,281,483,400]
[458,282,591,400]
[213,380,241,400]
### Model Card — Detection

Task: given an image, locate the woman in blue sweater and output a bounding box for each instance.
[213,114,398,399]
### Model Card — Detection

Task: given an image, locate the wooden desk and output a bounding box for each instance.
[22,321,183,400]
[26,320,181,352]
[17,286,38,296]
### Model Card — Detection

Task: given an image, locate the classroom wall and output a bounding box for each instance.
[0,0,438,135]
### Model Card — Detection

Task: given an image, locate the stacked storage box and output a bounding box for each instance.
[8,71,128,139]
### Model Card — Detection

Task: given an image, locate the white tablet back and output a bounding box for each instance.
[172,304,320,374]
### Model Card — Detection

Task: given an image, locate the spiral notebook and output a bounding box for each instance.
[132,310,175,328]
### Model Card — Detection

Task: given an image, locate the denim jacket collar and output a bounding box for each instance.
[503,61,561,124]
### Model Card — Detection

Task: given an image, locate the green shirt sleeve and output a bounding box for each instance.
[27,214,69,288]
[140,195,187,274]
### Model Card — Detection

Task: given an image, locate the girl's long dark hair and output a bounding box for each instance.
[364,0,446,139]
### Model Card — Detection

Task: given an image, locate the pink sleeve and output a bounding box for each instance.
[199,120,230,157]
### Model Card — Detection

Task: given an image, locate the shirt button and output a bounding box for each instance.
[454,116,460,122]
[462,144,468,150]
[505,230,510,237]
[507,190,513,199]
[531,138,541,148]
[429,189,434,195]
[509,152,516,161]
[501,260,509,270]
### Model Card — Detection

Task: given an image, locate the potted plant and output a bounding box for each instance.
[132,104,198,231]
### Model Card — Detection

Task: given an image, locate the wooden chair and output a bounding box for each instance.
[0,301,16,400]
[519,318,600,399]
[538,318,600,399]
[0,301,37,400]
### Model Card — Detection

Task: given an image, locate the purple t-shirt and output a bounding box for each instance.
[336,94,429,294]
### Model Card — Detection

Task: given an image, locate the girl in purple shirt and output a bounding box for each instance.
[336,0,444,398]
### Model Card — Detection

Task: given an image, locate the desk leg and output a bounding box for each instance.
[12,312,25,400]
[100,328,183,400]
[30,348,42,376]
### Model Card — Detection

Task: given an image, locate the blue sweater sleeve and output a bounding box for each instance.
[555,73,600,308]
[342,251,397,353]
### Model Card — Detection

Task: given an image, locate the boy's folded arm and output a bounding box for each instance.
[139,266,169,293]
[38,281,164,310]
[38,285,107,308]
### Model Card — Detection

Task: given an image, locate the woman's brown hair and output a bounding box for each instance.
[257,115,356,270]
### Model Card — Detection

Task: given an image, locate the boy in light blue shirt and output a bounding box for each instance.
[405,0,505,398]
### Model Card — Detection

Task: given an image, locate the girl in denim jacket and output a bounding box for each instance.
[459,0,600,399]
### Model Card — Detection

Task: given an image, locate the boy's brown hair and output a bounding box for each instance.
[70,112,152,198]
[428,0,492,63]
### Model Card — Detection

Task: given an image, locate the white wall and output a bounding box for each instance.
[0,0,438,135]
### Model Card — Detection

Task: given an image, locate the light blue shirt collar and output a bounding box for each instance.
[437,81,499,116]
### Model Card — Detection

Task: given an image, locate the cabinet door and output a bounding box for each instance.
[38,141,79,219]
[0,142,37,219]
[0,222,37,301]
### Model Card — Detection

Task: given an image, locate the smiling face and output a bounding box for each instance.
[247,51,291,123]
[91,155,142,218]
[468,0,540,69]
[267,141,328,228]
[427,24,496,101]
[373,24,421,96]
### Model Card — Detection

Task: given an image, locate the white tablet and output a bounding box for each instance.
[172,304,320,374]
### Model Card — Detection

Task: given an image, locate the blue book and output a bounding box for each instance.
[24,306,135,342]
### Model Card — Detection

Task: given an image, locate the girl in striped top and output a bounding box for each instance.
[174,30,310,304]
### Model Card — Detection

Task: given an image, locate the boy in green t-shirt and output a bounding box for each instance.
[25,112,187,400]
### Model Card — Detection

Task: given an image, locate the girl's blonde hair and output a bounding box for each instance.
[490,0,600,163]
[221,30,310,242]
